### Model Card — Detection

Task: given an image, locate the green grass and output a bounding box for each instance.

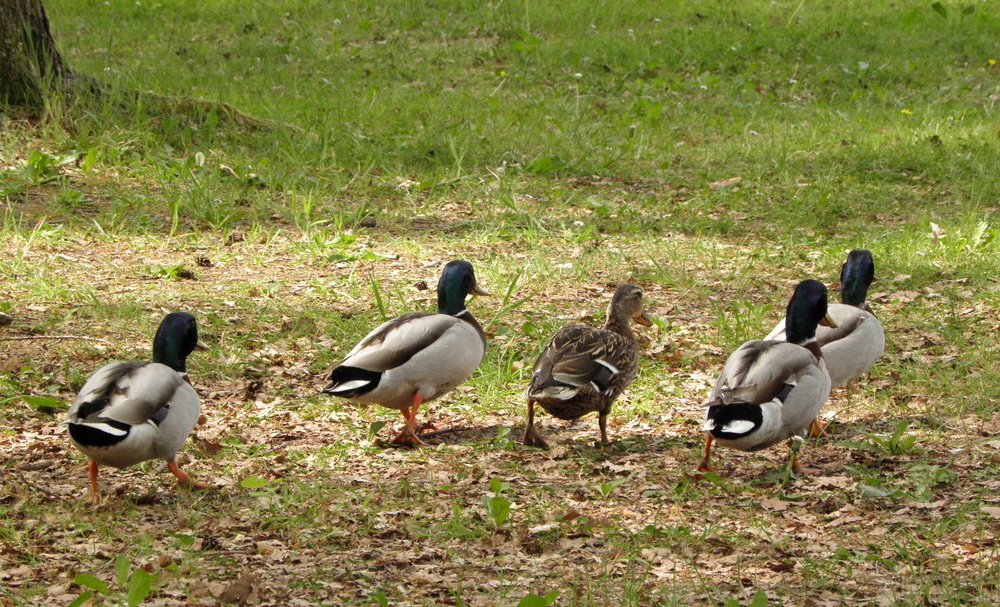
[3,0,1000,605]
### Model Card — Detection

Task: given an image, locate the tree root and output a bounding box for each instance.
[74,74,302,134]
[130,90,303,134]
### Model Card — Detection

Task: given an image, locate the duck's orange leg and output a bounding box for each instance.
[808,418,827,438]
[695,433,716,479]
[168,461,211,490]
[788,437,806,476]
[391,394,427,446]
[88,460,101,504]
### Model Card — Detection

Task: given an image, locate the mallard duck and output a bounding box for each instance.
[323,260,489,446]
[698,280,836,475]
[765,249,884,389]
[66,312,210,503]
[523,284,652,449]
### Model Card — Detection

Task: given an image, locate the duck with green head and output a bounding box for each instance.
[323,260,490,446]
[66,312,210,503]
[699,280,836,475]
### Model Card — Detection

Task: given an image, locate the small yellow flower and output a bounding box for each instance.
[901,109,913,115]
[989,59,998,66]
[499,70,507,76]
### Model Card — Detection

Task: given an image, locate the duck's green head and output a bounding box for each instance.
[437,260,490,316]
[152,312,203,372]
[785,279,837,345]
[840,249,875,307]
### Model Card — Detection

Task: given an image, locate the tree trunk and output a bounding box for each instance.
[0,0,71,115]
[0,0,285,130]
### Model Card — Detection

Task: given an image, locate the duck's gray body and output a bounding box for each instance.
[702,339,831,451]
[65,311,206,502]
[324,310,486,409]
[322,260,489,446]
[67,361,200,468]
[764,250,884,388]
[698,280,835,474]
[764,304,883,388]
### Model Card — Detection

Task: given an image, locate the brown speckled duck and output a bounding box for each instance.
[523,284,652,448]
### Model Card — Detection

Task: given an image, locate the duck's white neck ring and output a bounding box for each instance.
[798,336,823,359]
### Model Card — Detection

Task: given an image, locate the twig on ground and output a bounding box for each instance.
[0,335,114,346]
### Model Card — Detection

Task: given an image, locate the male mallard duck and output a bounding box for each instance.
[765,250,884,389]
[66,312,209,503]
[523,284,652,449]
[698,280,836,475]
[323,260,489,446]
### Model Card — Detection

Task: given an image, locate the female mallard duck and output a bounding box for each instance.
[698,280,836,475]
[765,250,884,389]
[323,260,489,446]
[523,284,652,449]
[66,312,210,503]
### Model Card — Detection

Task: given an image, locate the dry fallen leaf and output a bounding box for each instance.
[218,571,260,604]
[929,222,946,243]
[981,506,1000,520]
[759,497,791,512]
[709,176,742,190]
[813,476,852,489]
[197,436,224,456]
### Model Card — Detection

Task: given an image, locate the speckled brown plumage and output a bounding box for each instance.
[523,284,652,448]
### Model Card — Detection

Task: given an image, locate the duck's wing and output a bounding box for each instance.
[335,312,459,372]
[817,304,885,387]
[815,303,874,346]
[529,326,634,398]
[324,312,460,395]
[704,340,820,407]
[72,362,185,422]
